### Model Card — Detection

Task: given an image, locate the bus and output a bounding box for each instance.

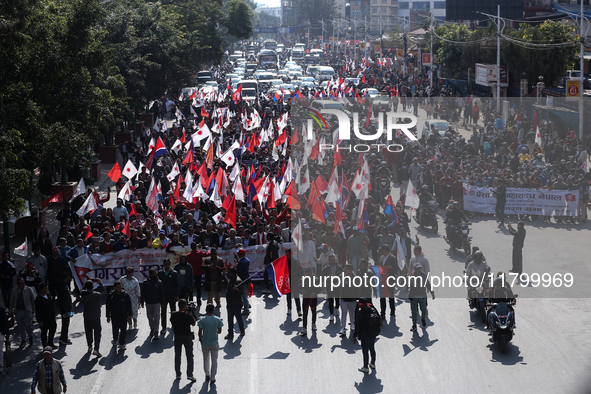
[264,39,277,51]
[258,49,278,68]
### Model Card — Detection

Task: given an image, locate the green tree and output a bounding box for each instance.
[224,0,254,39]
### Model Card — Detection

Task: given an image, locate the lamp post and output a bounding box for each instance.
[520,72,527,107]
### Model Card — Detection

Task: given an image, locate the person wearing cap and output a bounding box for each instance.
[31,345,67,394]
[507,221,526,278]
[10,276,36,347]
[236,249,251,315]
[106,280,132,350]
[0,251,16,306]
[408,263,435,332]
[35,282,57,349]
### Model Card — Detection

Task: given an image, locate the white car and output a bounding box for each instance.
[363,88,379,98]
[301,77,315,83]
[225,73,238,82]
[280,84,295,93]
[422,120,450,138]
[288,71,303,79]
[300,81,316,89]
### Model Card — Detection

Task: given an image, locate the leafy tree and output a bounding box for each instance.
[224,0,254,39]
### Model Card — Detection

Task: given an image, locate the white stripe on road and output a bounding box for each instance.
[250,353,258,394]
[90,363,107,394]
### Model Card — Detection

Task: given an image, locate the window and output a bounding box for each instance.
[373,0,377,4]
[382,7,389,13]
[382,0,387,4]
[399,2,409,9]
[391,0,398,4]
[434,1,445,8]
[390,7,397,14]
[412,1,429,11]
[373,7,378,13]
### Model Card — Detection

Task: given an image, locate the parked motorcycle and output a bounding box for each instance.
[444,221,471,255]
[415,200,439,233]
[487,297,517,353]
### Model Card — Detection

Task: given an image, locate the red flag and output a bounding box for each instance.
[334,150,342,166]
[267,181,276,209]
[286,182,301,210]
[84,229,93,240]
[145,150,156,170]
[265,255,291,296]
[108,162,122,182]
[309,138,321,161]
[183,143,194,165]
[168,194,176,210]
[189,90,196,100]
[223,195,237,229]
[121,221,131,238]
[275,130,287,146]
[180,130,187,144]
[291,127,299,145]
[130,201,138,218]
[365,100,372,128]
[232,84,242,101]
[315,175,329,194]
[362,74,366,84]
[201,106,209,117]
[312,198,327,224]
[334,201,345,236]
[174,174,183,200]
[41,192,63,210]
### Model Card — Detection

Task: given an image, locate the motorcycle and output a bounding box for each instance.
[444,221,471,255]
[465,268,490,324]
[487,297,517,353]
[415,200,439,233]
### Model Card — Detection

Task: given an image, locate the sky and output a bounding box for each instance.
[257,0,281,8]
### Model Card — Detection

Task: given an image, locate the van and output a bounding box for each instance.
[197,71,213,84]
[315,66,335,82]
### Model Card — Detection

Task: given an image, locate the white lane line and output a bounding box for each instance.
[250,353,258,394]
[89,362,107,394]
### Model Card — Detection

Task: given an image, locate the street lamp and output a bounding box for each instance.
[520,72,527,107]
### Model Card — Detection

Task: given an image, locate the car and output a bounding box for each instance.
[371,95,390,107]
[285,61,297,68]
[315,66,335,82]
[278,69,289,76]
[181,87,198,99]
[300,81,316,89]
[234,67,245,74]
[292,80,303,87]
[288,70,303,79]
[280,83,295,93]
[422,120,450,138]
[320,80,330,89]
[225,73,238,82]
[345,77,359,85]
[362,88,379,98]
[204,81,219,89]
[301,77,315,83]
[197,71,213,85]
[269,79,283,87]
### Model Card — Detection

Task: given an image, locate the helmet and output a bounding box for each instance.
[521,147,527,153]
[453,201,460,209]
[421,185,429,191]
[493,277,504,288]
[473,251,484,263]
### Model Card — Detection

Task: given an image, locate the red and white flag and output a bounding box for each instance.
[14,238,28,257]
[122,160,138,179]
[76,193,98,217]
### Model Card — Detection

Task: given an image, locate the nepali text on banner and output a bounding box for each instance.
[462,184,579,217]
[69,243,293,289]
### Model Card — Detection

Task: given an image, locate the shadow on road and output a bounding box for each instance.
[487,341,525,365]
[221,336,242,359]
[402,330,438,355]
[291,332,322,353]
[69,353,99,380]
[169,377,198,394]
[279,315,300,336]
[353,371,384,393]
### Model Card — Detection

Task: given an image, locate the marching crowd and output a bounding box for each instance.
[0,48,589,391]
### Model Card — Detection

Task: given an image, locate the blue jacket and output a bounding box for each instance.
[68,245,88,260]
[237,257,251,284]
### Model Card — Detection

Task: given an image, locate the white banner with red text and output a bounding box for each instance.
[69,243,293,289]
[462,184,579,216]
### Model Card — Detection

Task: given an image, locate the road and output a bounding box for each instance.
[2,211,590,394]
[2,104,590,394]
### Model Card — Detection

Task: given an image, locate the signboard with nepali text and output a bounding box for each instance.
[463,184,579,216]
[70,243,293,289]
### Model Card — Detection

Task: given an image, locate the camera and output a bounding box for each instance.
[186,300,199,320]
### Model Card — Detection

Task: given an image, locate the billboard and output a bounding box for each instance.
[475,63,508,87]
[422,53,431,66]
[566,80,580,99]
[446,0,524,22]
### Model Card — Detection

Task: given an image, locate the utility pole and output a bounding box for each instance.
[307,19,310,48]
[580,0,585,141]
[321,19,324,49]
[332,19,335,55]
[430,17,433,96]
[364,16,367,59]
[496,4,501,113]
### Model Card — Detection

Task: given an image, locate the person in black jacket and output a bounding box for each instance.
[508,221,526,277]
[81,278,106,357]
[321,254,342,322]
[159,259,180,335]
[224,268,245,339]
[106,281,132,350]
[203,249,225,308]
[262,233,279,294]
[56,272,73,345]
[492,179,507,226]
[299,267,320,337]
[35,282,57,348]
[141,268,166,340]
[0,306,8,372]
[0,251,16,307]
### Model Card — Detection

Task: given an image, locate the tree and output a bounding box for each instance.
[224,0,254,39]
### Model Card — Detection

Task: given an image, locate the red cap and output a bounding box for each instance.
[237,249,246,257]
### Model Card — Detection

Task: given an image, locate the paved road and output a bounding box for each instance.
[2,212,590,393]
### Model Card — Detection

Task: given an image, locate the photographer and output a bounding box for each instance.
[171,299,197,382]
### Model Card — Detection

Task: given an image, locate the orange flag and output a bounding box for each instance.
[223,195,237,229]
[108,162,122,182]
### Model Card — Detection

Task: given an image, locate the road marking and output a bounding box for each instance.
[89,362,107,394]
[250,353,258,394]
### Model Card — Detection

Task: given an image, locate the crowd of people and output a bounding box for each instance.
[0,46,589,387]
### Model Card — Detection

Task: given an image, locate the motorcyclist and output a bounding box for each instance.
[485,275,516,331]
[418,185,435,224]
[444,201,469,243]
[465,251,491,305]
[465,246,487,270]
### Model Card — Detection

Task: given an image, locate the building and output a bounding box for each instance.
[398,0,446,32]
[368,0,400,33]
[255,6,283,24]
